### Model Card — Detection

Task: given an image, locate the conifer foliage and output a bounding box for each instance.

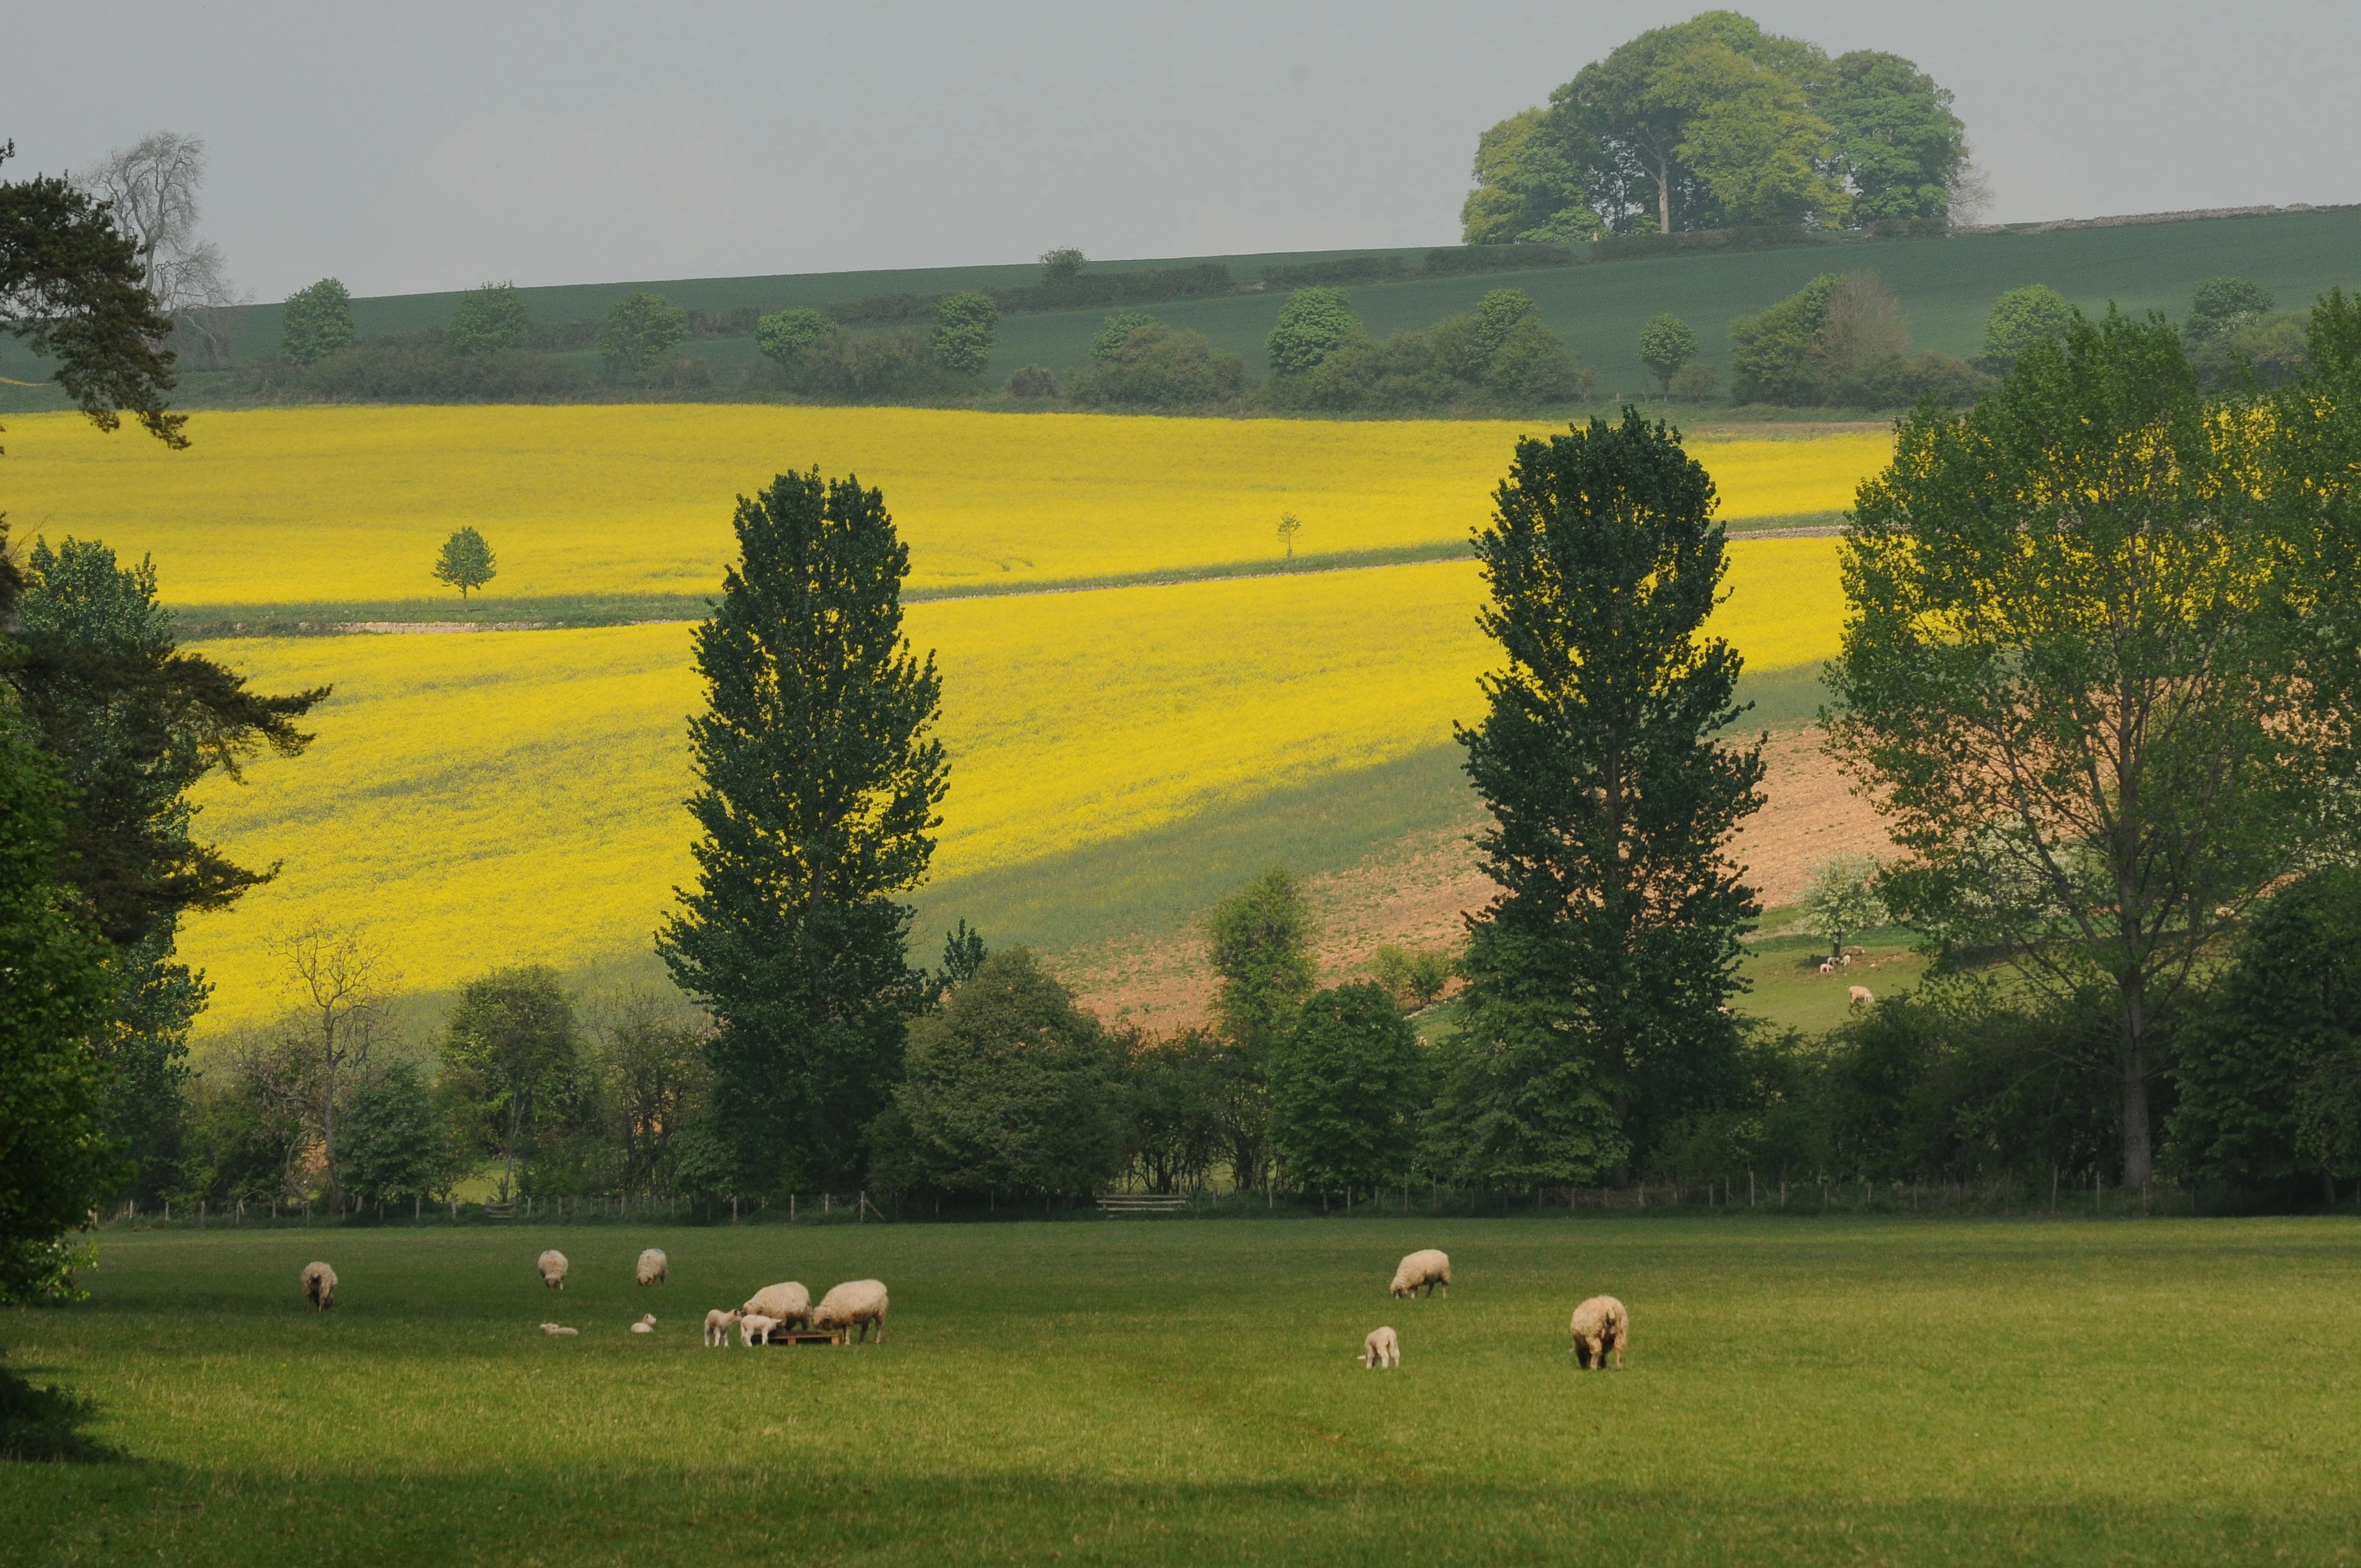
[1443,412,1764,1184]
[661,469,947,1189]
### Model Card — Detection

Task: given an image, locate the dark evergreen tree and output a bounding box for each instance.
[1449,411,1764,1184]
[660,469,945,1189]
[0,715,118,1300]
[9,538,325,1201]
[1268,982,1428,1194]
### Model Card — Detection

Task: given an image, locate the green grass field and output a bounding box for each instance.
[6,1217,2357,1566]
[8,207,2357,411]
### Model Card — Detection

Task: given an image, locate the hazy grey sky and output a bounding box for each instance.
[11,1,2356,300]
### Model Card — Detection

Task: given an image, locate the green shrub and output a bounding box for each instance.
[1268,982,1428,1193]
[1668,361,1718,400]
[1484,315,1589,403]
[599,291,691,383]
[280,277,354,365]
[1067,324,1244,409]
[1982,285,2074,369]
[754,307,830,365]
[1004,364,1059,399]
[929,291,999,375]
[1265,287,1363,376]
[447,282,531,355]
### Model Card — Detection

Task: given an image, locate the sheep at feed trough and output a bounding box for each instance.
[540,1322,579,1337]
[1361,1326,1400,1369]
[1848,985,1874,1007]
[739,1314,781,1347]
[301,1261,337,1310]
[631,1314,656,1334]
[636,1248,668,1287]
[1568,1295,1629,1370]
[811,1280,890,1343]
[704,1309,742,1347]
[537,1249,569,1289]
[1390,1249,1451,1298]
[742,1281,811,1329]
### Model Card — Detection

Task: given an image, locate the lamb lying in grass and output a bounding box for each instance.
[540,1322,578,1337]
[738,1313,781,1347]
[301,1261,337,1310]
[742,1281,810,1330]
[1568,1295,1628,1370]
[1361,1326,1400,1369]
[636,1248,667,1287]
[704,1309,741,1347]
[811,1280,889,1344]
[537,1249,569,1289]
[630,1314,656,1334]
[1390,1250,1450,1298]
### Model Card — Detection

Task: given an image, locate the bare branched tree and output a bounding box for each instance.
[75,132,243,366]
[276,923,399,1202]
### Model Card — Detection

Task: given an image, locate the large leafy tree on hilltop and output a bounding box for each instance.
[661,469,947,1190]
[1436,413,1764,1186]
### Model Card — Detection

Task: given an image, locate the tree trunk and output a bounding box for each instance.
[2120,986,2153,1189]
[1656,153,1673,234]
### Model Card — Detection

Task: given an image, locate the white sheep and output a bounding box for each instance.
[1361,1326,1400,1369]
[537,1249,569,1289]
[1818,959,1836,975]
[630,1313,656,1335]
[742,1281,812,1330]
[1389,1249,1451,1299]
[704,1308,742,1347]
[739,1313,781,1347]
[636,1248,668,1287]
[540,1322,579,1337]
[810,1279,890,1344]
[1848,985,1874,1007]
[1569,1295,1629,1370]
[301,1261,337,1310]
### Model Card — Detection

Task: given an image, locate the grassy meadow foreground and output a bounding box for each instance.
[6,1218,2357,1566]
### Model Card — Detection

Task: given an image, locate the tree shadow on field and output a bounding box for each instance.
[0,1353,121,1463]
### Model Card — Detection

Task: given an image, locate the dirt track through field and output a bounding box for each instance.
[1070,725,1894,1028]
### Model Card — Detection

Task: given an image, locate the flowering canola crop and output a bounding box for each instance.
[1,405,1883,605]
[179,541,1843,1026]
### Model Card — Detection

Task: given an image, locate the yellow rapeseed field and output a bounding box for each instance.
[0,406,1883,605]
[179,541,1844,1026]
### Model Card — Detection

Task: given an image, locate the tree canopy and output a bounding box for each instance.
[1463,12,1964,242]
[280,277,354,365]
[447,282,531,356]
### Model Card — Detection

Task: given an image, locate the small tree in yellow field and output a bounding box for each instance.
[433,527,496,598]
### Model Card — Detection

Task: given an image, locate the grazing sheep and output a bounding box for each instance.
[540,1322,579,1337]
[810,1280,890,1344]
[301,1261,337,1311]
[636,1248,668,1287]
[537,1249,569,1289]
[1361,1326,1400,1369]
[1848,985,1874,1007]
[1389,1249,1451,1299]
[739,1313,781,1347]
[630,1313,656,1335]
[704,1309,742,1347]
[1569,1295,1629,1370]
[742,1281,812,1330]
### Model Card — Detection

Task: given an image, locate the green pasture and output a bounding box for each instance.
[5,1217,2357,1565]
[12,207,2358,415]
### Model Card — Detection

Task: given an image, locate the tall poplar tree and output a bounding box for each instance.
[1440,412,1764,1185]
[660,469,946,1189]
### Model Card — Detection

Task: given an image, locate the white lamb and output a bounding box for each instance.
[704,1309,742,1347]
[301,1261,337,1310]
[739,1313,781,1347]
[537,1249,569,1289]
[1361,1326,1400,1369]
[810,1279,889,1344]
[636,1248,668,1287]
[540,1322,578,1337]
[742,1281,811,1330]
[1390,1249,1451,1299]
[630,1313,656,1335]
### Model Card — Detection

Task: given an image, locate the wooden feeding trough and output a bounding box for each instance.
[760,1328,845,1347]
